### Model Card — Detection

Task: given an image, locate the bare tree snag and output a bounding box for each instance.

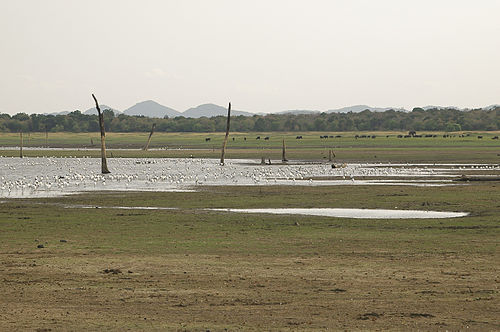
[92,94,111,174]
[220,102,231,165]
[282,138,288,162]
[328,149,336,162]
[142,123,156,151]
[19,131,23,158]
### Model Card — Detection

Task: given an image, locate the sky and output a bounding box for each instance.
[1,0,499,115]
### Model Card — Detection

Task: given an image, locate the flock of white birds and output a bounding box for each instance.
[0,156,498,198]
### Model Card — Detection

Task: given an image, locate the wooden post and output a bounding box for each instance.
[19,131,23,158]
[45,128,48,147]
[328,149,332,162]
[220,102,231,165]
[92,94,111,174]
[282,138,288,162]
[142,123,156,151]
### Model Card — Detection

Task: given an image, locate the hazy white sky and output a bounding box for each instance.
[1,0,499,115]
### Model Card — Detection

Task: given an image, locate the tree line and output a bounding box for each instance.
[0,107,498,133]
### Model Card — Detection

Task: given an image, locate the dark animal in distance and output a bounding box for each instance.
[205,138,211,142]
[264,136,270,140]
[296,136,303,139]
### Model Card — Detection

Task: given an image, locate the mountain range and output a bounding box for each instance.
[53,102,497,118]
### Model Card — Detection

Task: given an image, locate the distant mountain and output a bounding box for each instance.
[483,104,500,110]
[327,105,406,113]
[84,105,119,115]
[123,100,181,118]
[421,105,460,111]
[274,110,320,115]
[46,110,71,116]
[182,103,253,118]
[38,102,497,119]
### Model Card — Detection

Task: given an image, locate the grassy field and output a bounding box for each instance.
[2,131,500,148]
[1,184,499,330]
[1,131,500,163]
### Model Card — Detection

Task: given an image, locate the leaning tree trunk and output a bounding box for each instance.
[282,138,288,162]
[92,94,110,174]
[220,102,231,165]
[19,131,23,158]
[142,123,156,151]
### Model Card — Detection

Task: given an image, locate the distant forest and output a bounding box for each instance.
[1,107,499,133]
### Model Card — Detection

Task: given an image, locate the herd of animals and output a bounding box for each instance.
[204,132,499,142]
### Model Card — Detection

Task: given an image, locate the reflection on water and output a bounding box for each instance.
[211,208,469,219]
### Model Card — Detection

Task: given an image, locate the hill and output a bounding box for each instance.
[123,100,181,118]
[327,105,406,113]
[83,105,120,115]
[182,103,253,118]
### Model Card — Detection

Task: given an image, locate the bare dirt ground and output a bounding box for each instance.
[1,249,498,331]
[1,185,499,331]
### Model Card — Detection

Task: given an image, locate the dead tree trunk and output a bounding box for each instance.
[92,94,110,174]
[19,131,23,158]
[220,102,231,165]
[142,123,156,151]
[282,138,288,162]
[328,149,335,161]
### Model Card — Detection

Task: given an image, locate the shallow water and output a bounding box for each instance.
[0,157,496,198]
[211,208,469,219]
[33,203,468,219]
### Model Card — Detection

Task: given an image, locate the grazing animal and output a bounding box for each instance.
[264,136,270,140]
[478,136,483,139]
[205,137,211,142]
[296,136,303,139]
[256,136,261,140]
[492,136,499,140]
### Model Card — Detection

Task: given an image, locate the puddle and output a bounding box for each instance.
[211,208,469,219]
[17,202,469,219]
